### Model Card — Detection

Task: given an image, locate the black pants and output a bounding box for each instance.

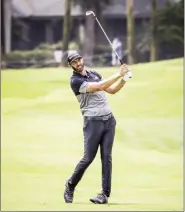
[68,115,116,197]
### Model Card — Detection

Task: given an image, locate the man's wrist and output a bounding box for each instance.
[116,73,122,79]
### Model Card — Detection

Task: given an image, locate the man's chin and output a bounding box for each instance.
[72,64,84,73]
[78,69,83,73]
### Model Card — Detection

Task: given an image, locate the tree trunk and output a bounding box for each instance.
[62,0,72,66]
[150,0,158,61]
[79,22,85,50]
[1,0,5,54]
[4,0,12,54]
[126,0,134,64]
[82,15,95,66]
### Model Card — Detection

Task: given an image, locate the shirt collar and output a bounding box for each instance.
[73,69,90,77]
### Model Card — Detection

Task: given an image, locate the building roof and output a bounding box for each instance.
[11,0,83,17]
[11,0,33,17]
[11,0,170,18]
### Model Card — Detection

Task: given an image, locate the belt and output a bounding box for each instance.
[84,113,113,121]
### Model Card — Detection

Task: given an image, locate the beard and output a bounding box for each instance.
[72,64,84,73]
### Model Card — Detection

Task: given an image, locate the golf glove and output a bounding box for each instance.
[123,71,132,82]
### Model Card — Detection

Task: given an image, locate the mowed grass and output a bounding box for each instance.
[1,58,183,211]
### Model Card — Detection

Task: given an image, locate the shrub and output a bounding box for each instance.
[35,41,79,51]
[4,49,54,68]
[94,44,112,54]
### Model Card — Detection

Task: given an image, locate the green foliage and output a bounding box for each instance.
[68,41,79,51]
[137,0,184,61]
[94,44,111,54]
[4,50,54,68]
[4,41,79,68]
[35,41,79,51]
[93,45,112,66]
[35,43,57,51]
[155,0,184,44]
[5,50,53,62]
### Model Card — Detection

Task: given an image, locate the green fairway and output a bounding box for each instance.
[1,58,183,211]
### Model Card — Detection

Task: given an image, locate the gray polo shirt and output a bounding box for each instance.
[70,69,112,117]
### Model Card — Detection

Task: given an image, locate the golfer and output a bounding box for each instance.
[64,52,131,204]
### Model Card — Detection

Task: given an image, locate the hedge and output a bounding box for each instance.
[3,41,80,68]
[2,42,113,68]
[35,41,79,51]
[4,49,54,68]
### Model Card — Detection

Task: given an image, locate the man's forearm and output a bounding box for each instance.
[105,78,126,94]
[87,73,123,92]
[87,64,129,93]
[87,73,122,92]
[98,73,122,90]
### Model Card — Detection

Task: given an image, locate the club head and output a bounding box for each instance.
[85,11,95,17]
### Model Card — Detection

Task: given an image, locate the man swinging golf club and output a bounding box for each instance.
[64,51,132,204]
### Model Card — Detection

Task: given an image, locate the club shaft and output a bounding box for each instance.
[95,18,112,47]
[95,17,123,64]
[93,14,132,78]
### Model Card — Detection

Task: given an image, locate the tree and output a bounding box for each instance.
[126,0,134,64]
[62,0,72,67]
[130,0,183,62]
[155,0,184,45]
[74,0,110,66]
[150,0,184,61]
[3,0,12,54]
[1,0,5,54]
[150,0,158,61]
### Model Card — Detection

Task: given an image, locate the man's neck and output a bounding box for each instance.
[81,69,87,76]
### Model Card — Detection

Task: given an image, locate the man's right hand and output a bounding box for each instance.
[119,64,130,77]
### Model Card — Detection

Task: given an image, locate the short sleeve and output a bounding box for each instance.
[70,77,88,95]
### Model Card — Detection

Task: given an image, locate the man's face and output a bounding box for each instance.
[70,57,84,73]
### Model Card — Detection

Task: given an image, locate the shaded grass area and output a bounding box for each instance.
[1,58,183,210]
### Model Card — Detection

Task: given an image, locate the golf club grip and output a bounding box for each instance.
[119,58,123,65]
[119,58,132,78]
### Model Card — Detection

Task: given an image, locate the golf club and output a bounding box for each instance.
[86,11,132,78]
